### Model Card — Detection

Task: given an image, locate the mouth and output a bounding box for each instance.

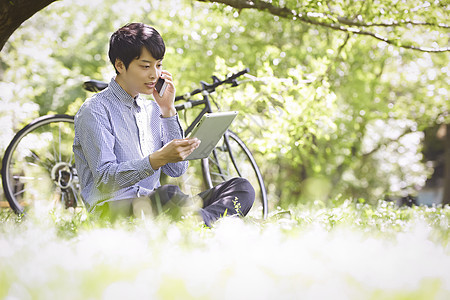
[145,82,156,89]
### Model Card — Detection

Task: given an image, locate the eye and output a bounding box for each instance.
[142,65,150,69]
[157,63,163,68]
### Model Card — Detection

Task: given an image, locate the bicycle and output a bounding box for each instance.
[1,69,268,219]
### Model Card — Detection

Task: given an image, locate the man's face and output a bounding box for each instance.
[115,47,163,98]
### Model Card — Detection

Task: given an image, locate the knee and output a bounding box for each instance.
[231,177,255,206]
[233,177,254,192]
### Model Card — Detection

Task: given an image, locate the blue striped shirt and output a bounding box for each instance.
[73,78,188,211]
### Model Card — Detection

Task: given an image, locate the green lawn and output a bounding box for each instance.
[0,200,449,300]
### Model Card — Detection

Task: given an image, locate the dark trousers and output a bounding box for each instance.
[100,177,255,227]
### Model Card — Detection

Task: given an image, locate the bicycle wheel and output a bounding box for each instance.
[1,115,82,214]
[201,130,268,219]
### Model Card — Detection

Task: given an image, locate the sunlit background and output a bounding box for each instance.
[0,0,449,298]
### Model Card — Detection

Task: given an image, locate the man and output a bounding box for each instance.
[73,23,254,226]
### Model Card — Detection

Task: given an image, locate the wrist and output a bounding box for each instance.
[160,106,176,118]
[149,151,166,170]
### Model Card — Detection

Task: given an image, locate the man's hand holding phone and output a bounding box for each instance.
[153,70,176,118]
[155,77,168,97]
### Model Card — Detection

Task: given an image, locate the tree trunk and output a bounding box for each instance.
[443,124,450,205]
[0,0,56,51]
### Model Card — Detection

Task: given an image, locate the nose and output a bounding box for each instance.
[149,65,158,80]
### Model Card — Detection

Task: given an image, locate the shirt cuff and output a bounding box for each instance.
[137,155,157,175]
[161,113,184,139]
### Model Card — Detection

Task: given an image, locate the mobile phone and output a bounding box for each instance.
[155,77,168,97]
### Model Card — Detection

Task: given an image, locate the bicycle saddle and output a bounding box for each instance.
[83,80,108,92]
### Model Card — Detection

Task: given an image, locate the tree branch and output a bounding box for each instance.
[0,0,56,51]
[363,127,414,158]
[198,0,450,53]
[336,17,450,29]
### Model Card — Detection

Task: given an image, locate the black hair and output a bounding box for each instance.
[108,23,165,74]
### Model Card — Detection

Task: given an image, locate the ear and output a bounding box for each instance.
[115,59,126,74]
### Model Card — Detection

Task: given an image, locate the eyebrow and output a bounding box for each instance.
[140,59,163,63]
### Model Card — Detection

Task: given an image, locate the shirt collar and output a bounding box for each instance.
[109,77,139,108]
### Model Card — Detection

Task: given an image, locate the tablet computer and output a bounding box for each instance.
[185,111,238,160]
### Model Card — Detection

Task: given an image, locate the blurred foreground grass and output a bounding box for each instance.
[0,200,449,300]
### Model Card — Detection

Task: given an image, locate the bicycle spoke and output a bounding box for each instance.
[58,123,62,162]
[25,161,41,168]
[67,150,74,164]
[226,140,243,177]
[12,175,44,181]
[13,189,27,197]
[29,150,53,172]
[49,128,58,164]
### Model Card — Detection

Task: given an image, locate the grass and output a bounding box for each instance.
[0,200,449,300]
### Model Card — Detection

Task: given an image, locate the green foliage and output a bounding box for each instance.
[0,0,448,206]
[291,199,450,245]
[206,0,449,51]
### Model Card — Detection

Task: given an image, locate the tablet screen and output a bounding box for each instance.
[185,111,238,160]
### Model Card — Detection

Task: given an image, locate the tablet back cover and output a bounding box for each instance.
[185,111,238,160]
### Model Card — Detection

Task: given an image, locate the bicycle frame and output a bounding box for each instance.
[175,95,212,136]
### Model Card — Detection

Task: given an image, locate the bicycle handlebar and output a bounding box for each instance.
[175,68,249,101]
